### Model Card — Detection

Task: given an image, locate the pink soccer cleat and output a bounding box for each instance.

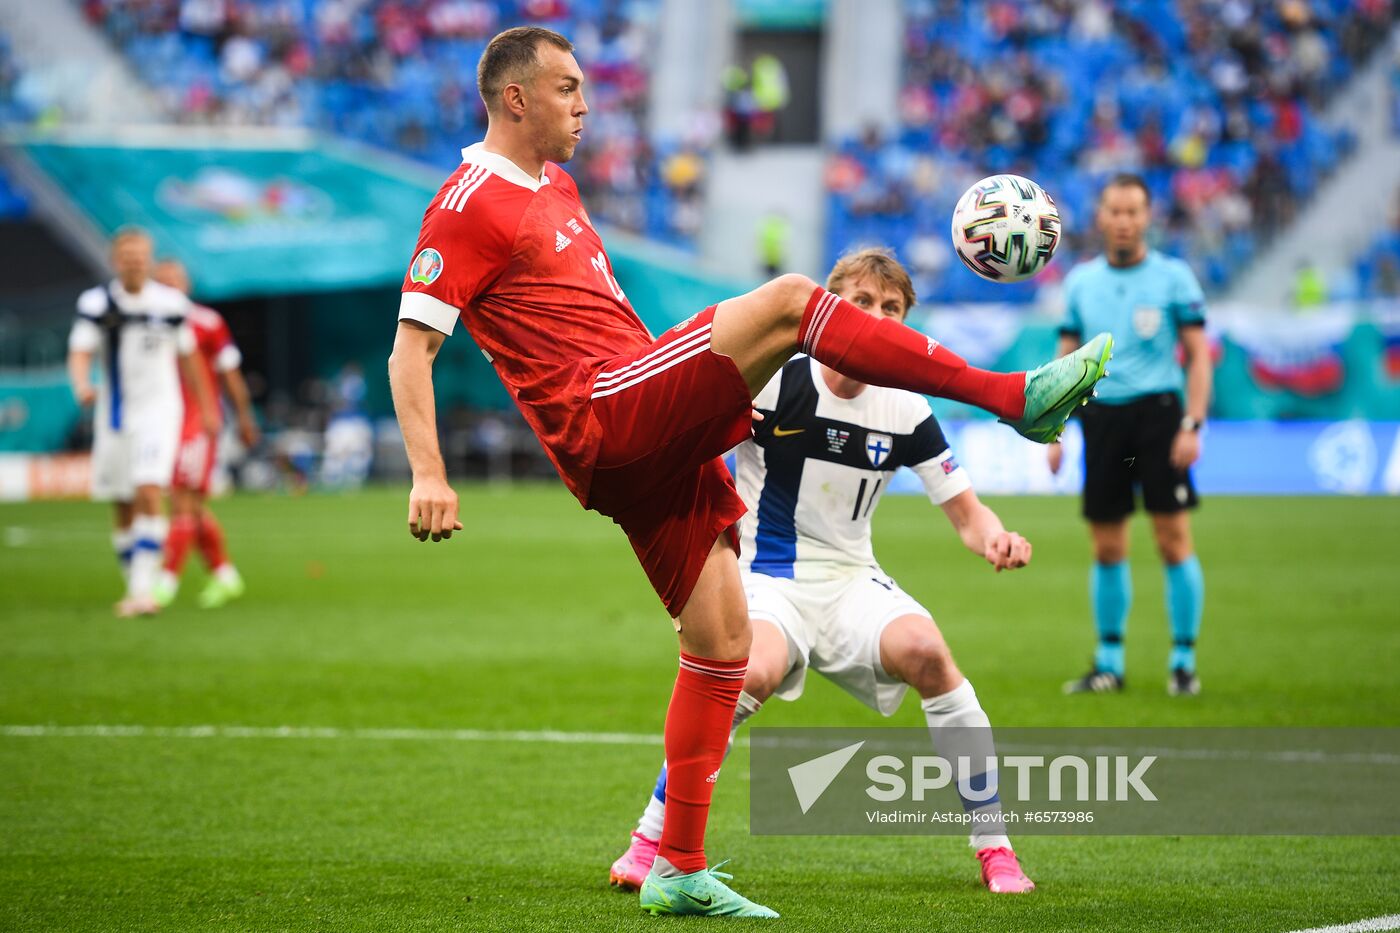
[977,846,1035,894]
[608,831,659,891]
[114,595,159,618]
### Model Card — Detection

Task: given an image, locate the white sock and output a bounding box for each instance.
[921,680,1012,852]
[637,792,666,842]
[636,691,765,842]
[127,515,168,600]
[112,528,135,585]
[650,854,687,879]
[157,569,179,595]
[214,563,241,585]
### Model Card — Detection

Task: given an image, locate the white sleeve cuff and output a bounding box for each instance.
[913,459,973,506]
[399,291,459,336]
[214,343,243,373]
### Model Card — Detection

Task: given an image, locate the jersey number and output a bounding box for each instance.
[591,251,626,303]
[851,477,882,521]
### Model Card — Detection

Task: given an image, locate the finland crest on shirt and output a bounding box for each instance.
[736,357,971,582]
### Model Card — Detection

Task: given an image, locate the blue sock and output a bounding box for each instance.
[652,762,667,803]
[1165,555,1204,673]
[1091,561,1131,676]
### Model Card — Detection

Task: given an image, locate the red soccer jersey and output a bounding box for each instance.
[181,303,241,432]
[399,143,654,502]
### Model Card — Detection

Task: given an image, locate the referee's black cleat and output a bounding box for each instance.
[1167,668,1201,697]
[1063,668,1124,695]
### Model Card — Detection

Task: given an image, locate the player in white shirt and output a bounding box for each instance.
[66,228,218,617]
[609,248,1037,895]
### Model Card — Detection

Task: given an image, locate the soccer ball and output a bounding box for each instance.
[950,174,1061,283]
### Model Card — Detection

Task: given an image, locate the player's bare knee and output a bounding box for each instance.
[743,653,786,699]
[904,639,958,695]
[1157,538,1192,565]
[1095,545,1127,564]
[885,622,956,694]
[762,273,817,330]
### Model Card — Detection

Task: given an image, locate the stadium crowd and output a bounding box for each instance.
[826,0,1395,303]
[81,0,709,248]
[0,37,31,220]
[1351,46,1400,300]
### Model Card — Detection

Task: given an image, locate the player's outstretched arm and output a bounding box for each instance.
[1171,325,1212,470]
[389,319,462,543]
[939,488,1031,573]
[67,348,95,407]
[179,350,221,437]
[220,366,261,448]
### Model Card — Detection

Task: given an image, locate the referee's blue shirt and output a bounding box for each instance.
[1060,251,1206,404]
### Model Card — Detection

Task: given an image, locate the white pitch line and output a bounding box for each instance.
[0,723,666,746]
[4,726,1396,764]
[1284,915,1400,933]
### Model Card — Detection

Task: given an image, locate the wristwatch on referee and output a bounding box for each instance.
[1180,416,1203,433]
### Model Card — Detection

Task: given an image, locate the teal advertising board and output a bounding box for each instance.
[20,138,435,300]
[16,134,752,334]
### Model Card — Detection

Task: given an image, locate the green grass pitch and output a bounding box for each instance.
[1,487,1397,932]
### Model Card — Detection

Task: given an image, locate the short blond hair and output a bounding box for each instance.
[825,247,916,318]
[111,226,152,248]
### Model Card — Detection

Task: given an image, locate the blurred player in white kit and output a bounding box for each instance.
[66,228,218,616]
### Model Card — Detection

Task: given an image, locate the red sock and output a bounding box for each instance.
[164,515,197,574]
[197,512,230,571]
[799,286,1027,420]
[657,652,747,874]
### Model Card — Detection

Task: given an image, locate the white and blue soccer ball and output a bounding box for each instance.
[950,173,1061,283]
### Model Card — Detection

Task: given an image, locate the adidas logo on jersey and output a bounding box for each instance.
[555,230,573,252]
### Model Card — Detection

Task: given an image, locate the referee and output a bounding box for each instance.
[1049,173,1212,697]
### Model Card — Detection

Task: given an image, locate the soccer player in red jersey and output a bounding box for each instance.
[151,259,260,609]
[388,27,1111,918]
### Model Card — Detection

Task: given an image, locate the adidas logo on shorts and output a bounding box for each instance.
[555,230,572,252]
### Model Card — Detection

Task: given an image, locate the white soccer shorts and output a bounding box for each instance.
[90,409,181,501]
[742,568,932,716]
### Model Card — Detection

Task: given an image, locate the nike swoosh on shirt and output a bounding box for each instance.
[772,426,806,437]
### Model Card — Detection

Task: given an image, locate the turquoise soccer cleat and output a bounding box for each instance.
[638,860,779,918]
[1002,332,1113,444]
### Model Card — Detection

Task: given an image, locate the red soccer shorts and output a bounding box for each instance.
[585,306,754,616]
[171,426,218,495]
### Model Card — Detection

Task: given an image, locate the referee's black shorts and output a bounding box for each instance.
[1078,392,1199,523]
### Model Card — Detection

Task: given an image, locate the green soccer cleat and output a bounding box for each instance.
[639,860,779,918]
[198,568,245,609]
[151,575,178,609]
[1002,332,1113,444]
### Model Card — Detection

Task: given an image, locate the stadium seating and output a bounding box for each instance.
[827,0,1392,302]
[62,0,1400,289]
[1353,186,1400,299]
[81,0,705,248]
[0,37,31,219]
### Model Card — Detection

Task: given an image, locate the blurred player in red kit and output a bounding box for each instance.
[152,259,260,609]
[388,26,1111,918]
